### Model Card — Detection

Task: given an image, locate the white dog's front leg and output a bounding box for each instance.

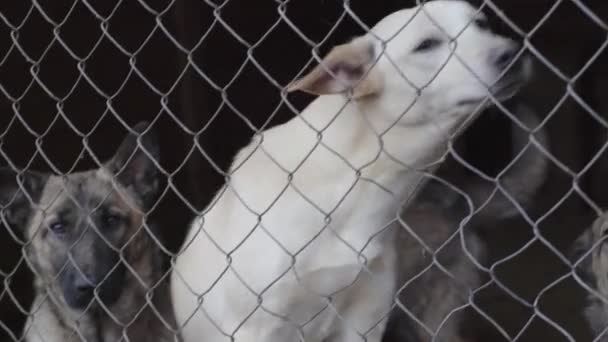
[326,297,391,342]
[328,250,396,342]
[328,325,386,342]
[235,320,326,342]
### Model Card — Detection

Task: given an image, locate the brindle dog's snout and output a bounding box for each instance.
[72,271,95,298]
[61,233,124,310]
[62,265,96,310]
[73,271,97,306]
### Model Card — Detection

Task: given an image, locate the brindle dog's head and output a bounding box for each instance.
[0,122,160,311]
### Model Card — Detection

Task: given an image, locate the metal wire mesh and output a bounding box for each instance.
[0,0,607,341]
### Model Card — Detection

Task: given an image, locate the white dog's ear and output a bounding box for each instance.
[287,38,382,99]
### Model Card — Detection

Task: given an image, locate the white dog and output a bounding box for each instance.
[171,1,531,341]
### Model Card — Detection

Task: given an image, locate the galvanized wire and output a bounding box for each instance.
[0,0,607,341]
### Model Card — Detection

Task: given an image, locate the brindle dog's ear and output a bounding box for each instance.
[0,167,48,230]
[107,122,161,209]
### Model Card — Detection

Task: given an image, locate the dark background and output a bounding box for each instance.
[0,0,607,341]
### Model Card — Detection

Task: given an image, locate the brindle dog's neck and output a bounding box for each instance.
[40,244,175,342]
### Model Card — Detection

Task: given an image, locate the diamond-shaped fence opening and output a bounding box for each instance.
[0,0,607,341]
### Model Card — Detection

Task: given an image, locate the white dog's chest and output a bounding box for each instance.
[173,113,445,336]
[180,164,424,334]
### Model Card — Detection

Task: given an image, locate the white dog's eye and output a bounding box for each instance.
[474,18,490,30]
[412,38,443,53]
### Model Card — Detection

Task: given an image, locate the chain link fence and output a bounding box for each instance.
[0,0,607,341]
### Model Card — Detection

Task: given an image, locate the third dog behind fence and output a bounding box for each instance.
[574,212,608,341]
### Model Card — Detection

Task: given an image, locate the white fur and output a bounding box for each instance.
[171,1,529,341]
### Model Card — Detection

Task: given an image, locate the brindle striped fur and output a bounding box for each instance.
[0,122,179,342]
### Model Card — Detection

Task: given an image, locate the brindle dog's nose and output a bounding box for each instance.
[73,274,95,296]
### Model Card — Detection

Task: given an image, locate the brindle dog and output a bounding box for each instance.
[0,122,179,342]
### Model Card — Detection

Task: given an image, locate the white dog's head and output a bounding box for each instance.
[289,0,531,126]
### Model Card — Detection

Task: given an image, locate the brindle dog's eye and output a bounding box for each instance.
[104,214,122,227]
[413,38,443,53]
[49,221,66,235]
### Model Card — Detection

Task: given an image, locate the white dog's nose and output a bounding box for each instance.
[493,43,520,70]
